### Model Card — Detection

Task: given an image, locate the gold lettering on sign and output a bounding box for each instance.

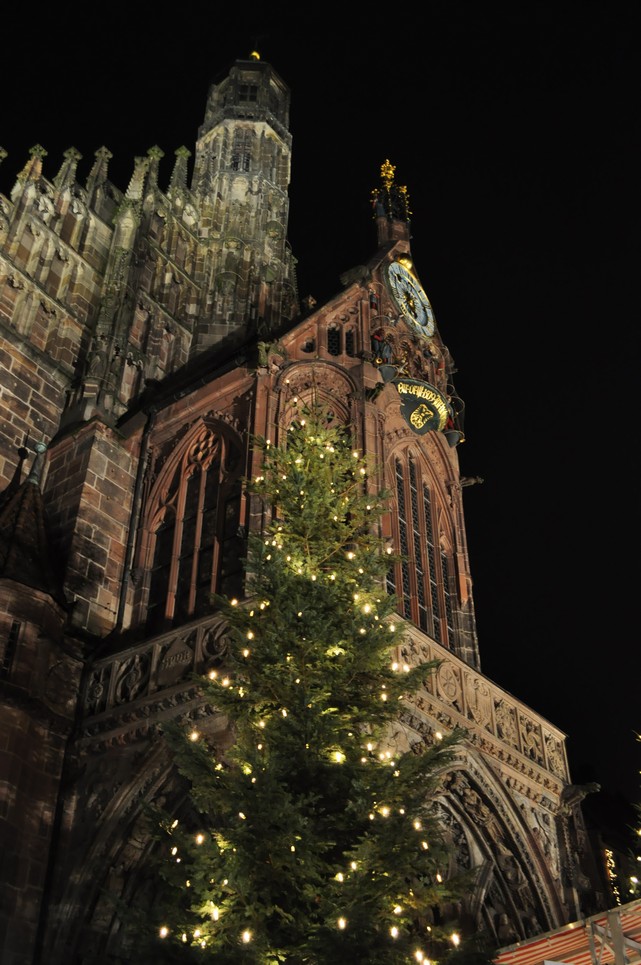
[395,382,449,423]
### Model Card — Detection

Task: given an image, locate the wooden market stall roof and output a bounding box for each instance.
[494,899,641,965]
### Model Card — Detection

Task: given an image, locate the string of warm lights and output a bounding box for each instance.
[148,403,465,960]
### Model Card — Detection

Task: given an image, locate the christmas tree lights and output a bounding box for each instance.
[144,403,476,964]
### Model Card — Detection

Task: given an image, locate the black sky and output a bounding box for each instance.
[2,3,639,824]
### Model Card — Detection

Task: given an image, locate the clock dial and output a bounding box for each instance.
[387,260,435,338]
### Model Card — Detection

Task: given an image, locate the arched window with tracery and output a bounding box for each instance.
[388,452,456,648]
[230,128,253,171]
[143,422,245,632]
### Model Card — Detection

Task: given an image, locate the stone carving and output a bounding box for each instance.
[544,731,566,778]
[157,637,194,688]
[494,699,518,747]
[114,653,149,705]
[519,715,544,765]
[465,673,493,730]
[437,803,472,873]
[529,805,560,876]
[201,620,231,665]
[86,670,108,716]
[435,659,462,711]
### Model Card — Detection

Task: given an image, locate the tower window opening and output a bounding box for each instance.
[230,129,253,172]
[345,329,356,357]
[239,84,258,102]
[231,154,251,172]
[327,325,341,356]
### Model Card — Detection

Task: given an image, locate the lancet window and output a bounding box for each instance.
[345,328,356,357]
[231,129,253,171]
[327,325,341,356]
[143,422,245,632]
[388,453,455,648]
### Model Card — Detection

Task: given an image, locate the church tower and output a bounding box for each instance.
[0,55,605,965]
[190,53,298,352]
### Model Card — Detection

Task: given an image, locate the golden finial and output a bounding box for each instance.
[371,160,411,221]
[250,50,261,61]
[380,159,396,189]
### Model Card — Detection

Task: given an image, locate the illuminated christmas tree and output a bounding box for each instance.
[146,404,474,963]
[628,734,641,900]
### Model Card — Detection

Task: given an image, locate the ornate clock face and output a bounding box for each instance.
[387,261,435,338]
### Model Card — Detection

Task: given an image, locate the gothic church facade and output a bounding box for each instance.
[0,55,605,964]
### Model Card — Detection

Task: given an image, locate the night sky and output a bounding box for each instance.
[2,3,639,829]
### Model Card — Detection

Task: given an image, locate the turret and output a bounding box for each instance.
[189,53,299,352]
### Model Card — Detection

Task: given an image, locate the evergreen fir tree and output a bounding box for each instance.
[146,403,474,964]
[627,733,641,900]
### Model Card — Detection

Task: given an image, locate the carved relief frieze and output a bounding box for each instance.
[519,714,545,766]
[435,659,463,713]
[494,698,519,748]
[86,666,110,717]
[201,619,231,665]
[397,709,440,749]
[544,731,566,779]
[113,652,151,705]
[78,614,231,751]
[156,636,195,688]
[465,672,493,731]
[398,626,567,800]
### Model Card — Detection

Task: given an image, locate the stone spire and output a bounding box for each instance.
[53,147,83,191]
[144,145,164,193]
[168,146,191,194]
[86,146,113,199]
[125,156,150,202]
[11,145,47,202]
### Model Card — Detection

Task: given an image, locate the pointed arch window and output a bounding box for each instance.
[144,423,245,632]
[231,129,252,172]
[390,454,455,648]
